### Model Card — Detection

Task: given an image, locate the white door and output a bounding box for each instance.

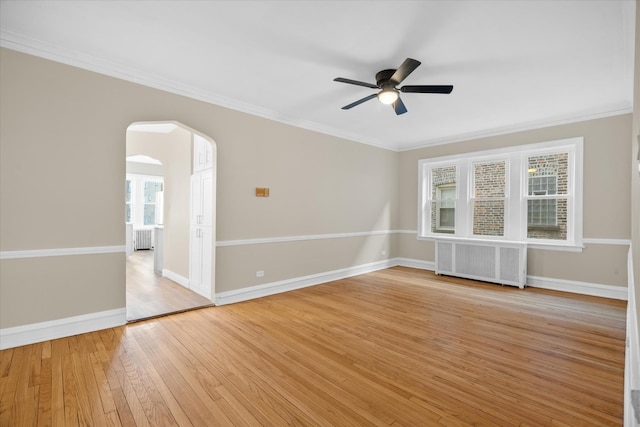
[189,226,203,293]
[200,170,213,226]
[189,226,212,299]
[190,169,213,226]
[199,227,213,299]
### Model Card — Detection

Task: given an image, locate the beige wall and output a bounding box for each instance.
[398,114,632,287]
[126,127,192,278]
[0,44,633,332]
[0,48,398,329]
[0,254,123,327]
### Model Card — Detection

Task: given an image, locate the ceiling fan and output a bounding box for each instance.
[333,58,453,115]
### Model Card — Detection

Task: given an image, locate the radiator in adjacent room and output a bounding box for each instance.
[435,238,527,288]
[134,229,153,250]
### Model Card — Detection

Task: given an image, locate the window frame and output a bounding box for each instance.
[417,137,583,251]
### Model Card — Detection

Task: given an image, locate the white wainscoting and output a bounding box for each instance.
[0,245,126,259]
[0,308,126,350]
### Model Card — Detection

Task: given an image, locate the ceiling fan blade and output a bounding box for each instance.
[393,97,408,115]
[341,93,378,110]
[401,85,454,94]
[334,77,378,89]
[390,58,421,85]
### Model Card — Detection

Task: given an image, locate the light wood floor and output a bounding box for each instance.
[0,267,627,426]
[126,250,212,321]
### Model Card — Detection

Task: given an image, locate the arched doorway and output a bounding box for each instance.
[125,121,216,321]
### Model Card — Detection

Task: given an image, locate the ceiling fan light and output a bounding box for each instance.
[378,89,398,105]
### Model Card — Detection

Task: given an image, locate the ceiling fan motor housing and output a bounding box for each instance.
[376,69,397,87]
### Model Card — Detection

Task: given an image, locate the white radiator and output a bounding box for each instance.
[435,238,527,288]
[134,229,153,250]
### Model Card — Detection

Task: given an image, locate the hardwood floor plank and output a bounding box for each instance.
[49,340,67,427]
[7,345,38,427]
[89,352,117,415]
[0,347,19,425]
[61,353,79,426]
[36,357,52,427]
[0,347,14,379]
[0,267,627,426]
[110,387,137,427]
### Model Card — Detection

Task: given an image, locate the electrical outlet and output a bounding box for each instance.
[256,270,264,278]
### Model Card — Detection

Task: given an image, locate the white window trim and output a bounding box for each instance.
[417,137,584,251]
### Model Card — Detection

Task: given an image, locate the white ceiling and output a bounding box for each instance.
[0,1,635,151]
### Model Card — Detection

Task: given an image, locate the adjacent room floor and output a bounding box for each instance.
[126,249,212,321]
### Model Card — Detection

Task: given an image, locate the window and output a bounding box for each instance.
[126,174,164,228]
[143,181,163,226]
[525,152,568,240]
[527,176,557,228]
[472,160,506,237]
[125,179,132,223]
[430,166,457,234]
[435,184,456,232]
[418,137,583,249]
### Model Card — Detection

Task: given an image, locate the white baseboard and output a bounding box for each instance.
[395,257,436,271]
[527,275,627,300]
[0,308,126,350]
[162,269,189,288]
[214,259,396,306]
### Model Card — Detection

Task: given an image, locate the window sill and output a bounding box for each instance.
[434,228,455,234]
[527,225,560,231]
